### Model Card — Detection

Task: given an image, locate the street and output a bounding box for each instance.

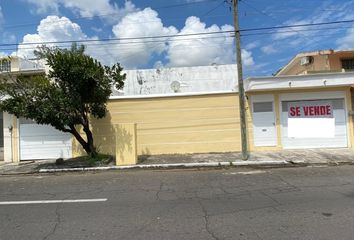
[1,166,354,240]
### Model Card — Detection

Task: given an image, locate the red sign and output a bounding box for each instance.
[288,101,333,118]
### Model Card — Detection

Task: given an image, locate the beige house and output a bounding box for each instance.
[276,49,354,76]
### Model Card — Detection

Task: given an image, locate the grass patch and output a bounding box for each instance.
[86,154,114,166]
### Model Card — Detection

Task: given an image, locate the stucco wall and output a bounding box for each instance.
[73,92,248,157]
[280,54,330,75]
[279,51,354,76]
[115,64,238,97]
[246,87,354,151]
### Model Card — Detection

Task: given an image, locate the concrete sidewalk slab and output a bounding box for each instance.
[138,148,354,165]
[1,148,354,175]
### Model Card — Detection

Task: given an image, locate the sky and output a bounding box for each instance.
[1,0,354,77]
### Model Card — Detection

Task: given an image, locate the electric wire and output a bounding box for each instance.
[1,18,354,48]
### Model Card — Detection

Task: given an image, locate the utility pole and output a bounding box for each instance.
[232,0,248,160]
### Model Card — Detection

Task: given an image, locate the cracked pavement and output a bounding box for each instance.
[1,165,354,239]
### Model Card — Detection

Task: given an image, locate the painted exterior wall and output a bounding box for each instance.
[72,86,354,158]
[328,52,354,70]
[2,113,20,163]
[277,50,354,76]
[10,58,20,72]
[114,64,238,97]
[0,57,45,163]
[279,54,330,76]
[2,113,17,163]
[72,92,247,157]
[247,87,354,151]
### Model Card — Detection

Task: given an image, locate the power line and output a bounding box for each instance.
[241,25,351,37]
[240,19,354,32]
[239,0,312,41]
[153,0,220,10]
[1,0,221,30]
[238,0,352,38]
[2,14,228,30]
[0,35,235,51]
[0,31,234,47]
[1,18,354,48]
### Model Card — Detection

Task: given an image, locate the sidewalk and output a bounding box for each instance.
[1,148,354,175]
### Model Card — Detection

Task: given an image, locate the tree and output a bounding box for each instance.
[0,44,126,158]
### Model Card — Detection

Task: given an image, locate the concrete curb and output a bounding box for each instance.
[38,160,291,173]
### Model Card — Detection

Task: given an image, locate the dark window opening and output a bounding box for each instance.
[341,59,354,70]
[0,60,11,72]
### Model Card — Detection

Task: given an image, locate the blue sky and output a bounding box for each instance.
[1,0,354,77]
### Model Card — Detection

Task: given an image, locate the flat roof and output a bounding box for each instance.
[246,71,354,92]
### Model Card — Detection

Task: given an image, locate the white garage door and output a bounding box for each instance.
[19,118,72,160]
[281,97,348,149]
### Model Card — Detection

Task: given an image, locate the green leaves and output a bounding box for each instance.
[0,43,126,156]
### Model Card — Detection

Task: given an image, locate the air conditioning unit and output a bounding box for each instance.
[300,56,312,66]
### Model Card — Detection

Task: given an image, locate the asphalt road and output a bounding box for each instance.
[1,166,354,240]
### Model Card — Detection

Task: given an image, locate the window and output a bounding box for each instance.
[341,59,354,70]
[253,102,273,113]
[0,59,11,72]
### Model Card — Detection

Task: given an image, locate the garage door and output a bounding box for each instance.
[281,98,348,149]
[19,118,72,160]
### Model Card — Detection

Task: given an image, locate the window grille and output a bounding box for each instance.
[0,60,11,72]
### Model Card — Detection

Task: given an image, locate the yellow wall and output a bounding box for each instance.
[73,92,247,156]
[73,86,354,158]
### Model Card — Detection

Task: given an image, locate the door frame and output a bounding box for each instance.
[251,94,277,147]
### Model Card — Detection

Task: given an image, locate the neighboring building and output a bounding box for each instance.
[0,56,44,73]
[0,56,72,163]
[276,49,354,76]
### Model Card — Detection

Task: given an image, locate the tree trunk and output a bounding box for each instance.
[69,124,98,158]
[83,124,97,158]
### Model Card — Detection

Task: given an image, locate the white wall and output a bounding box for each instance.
[114,64,238,96]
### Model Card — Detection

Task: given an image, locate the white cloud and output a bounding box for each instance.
[272,19,309,40]
[15,9,245,69]
[24,0,138,23]
[25,0,59,15]
[166,16,235,67]
[241,49,254,67]
[111,8,177,68]
[15,12,175,67]
[62,0,137,22]
[245,41,259,50]
[261,45,277,55]
[16,16,89,58]
[271,1,354,48]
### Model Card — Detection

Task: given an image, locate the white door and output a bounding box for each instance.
[281,97,348,149]
[19,118,72,160]
[252,98,277,147]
